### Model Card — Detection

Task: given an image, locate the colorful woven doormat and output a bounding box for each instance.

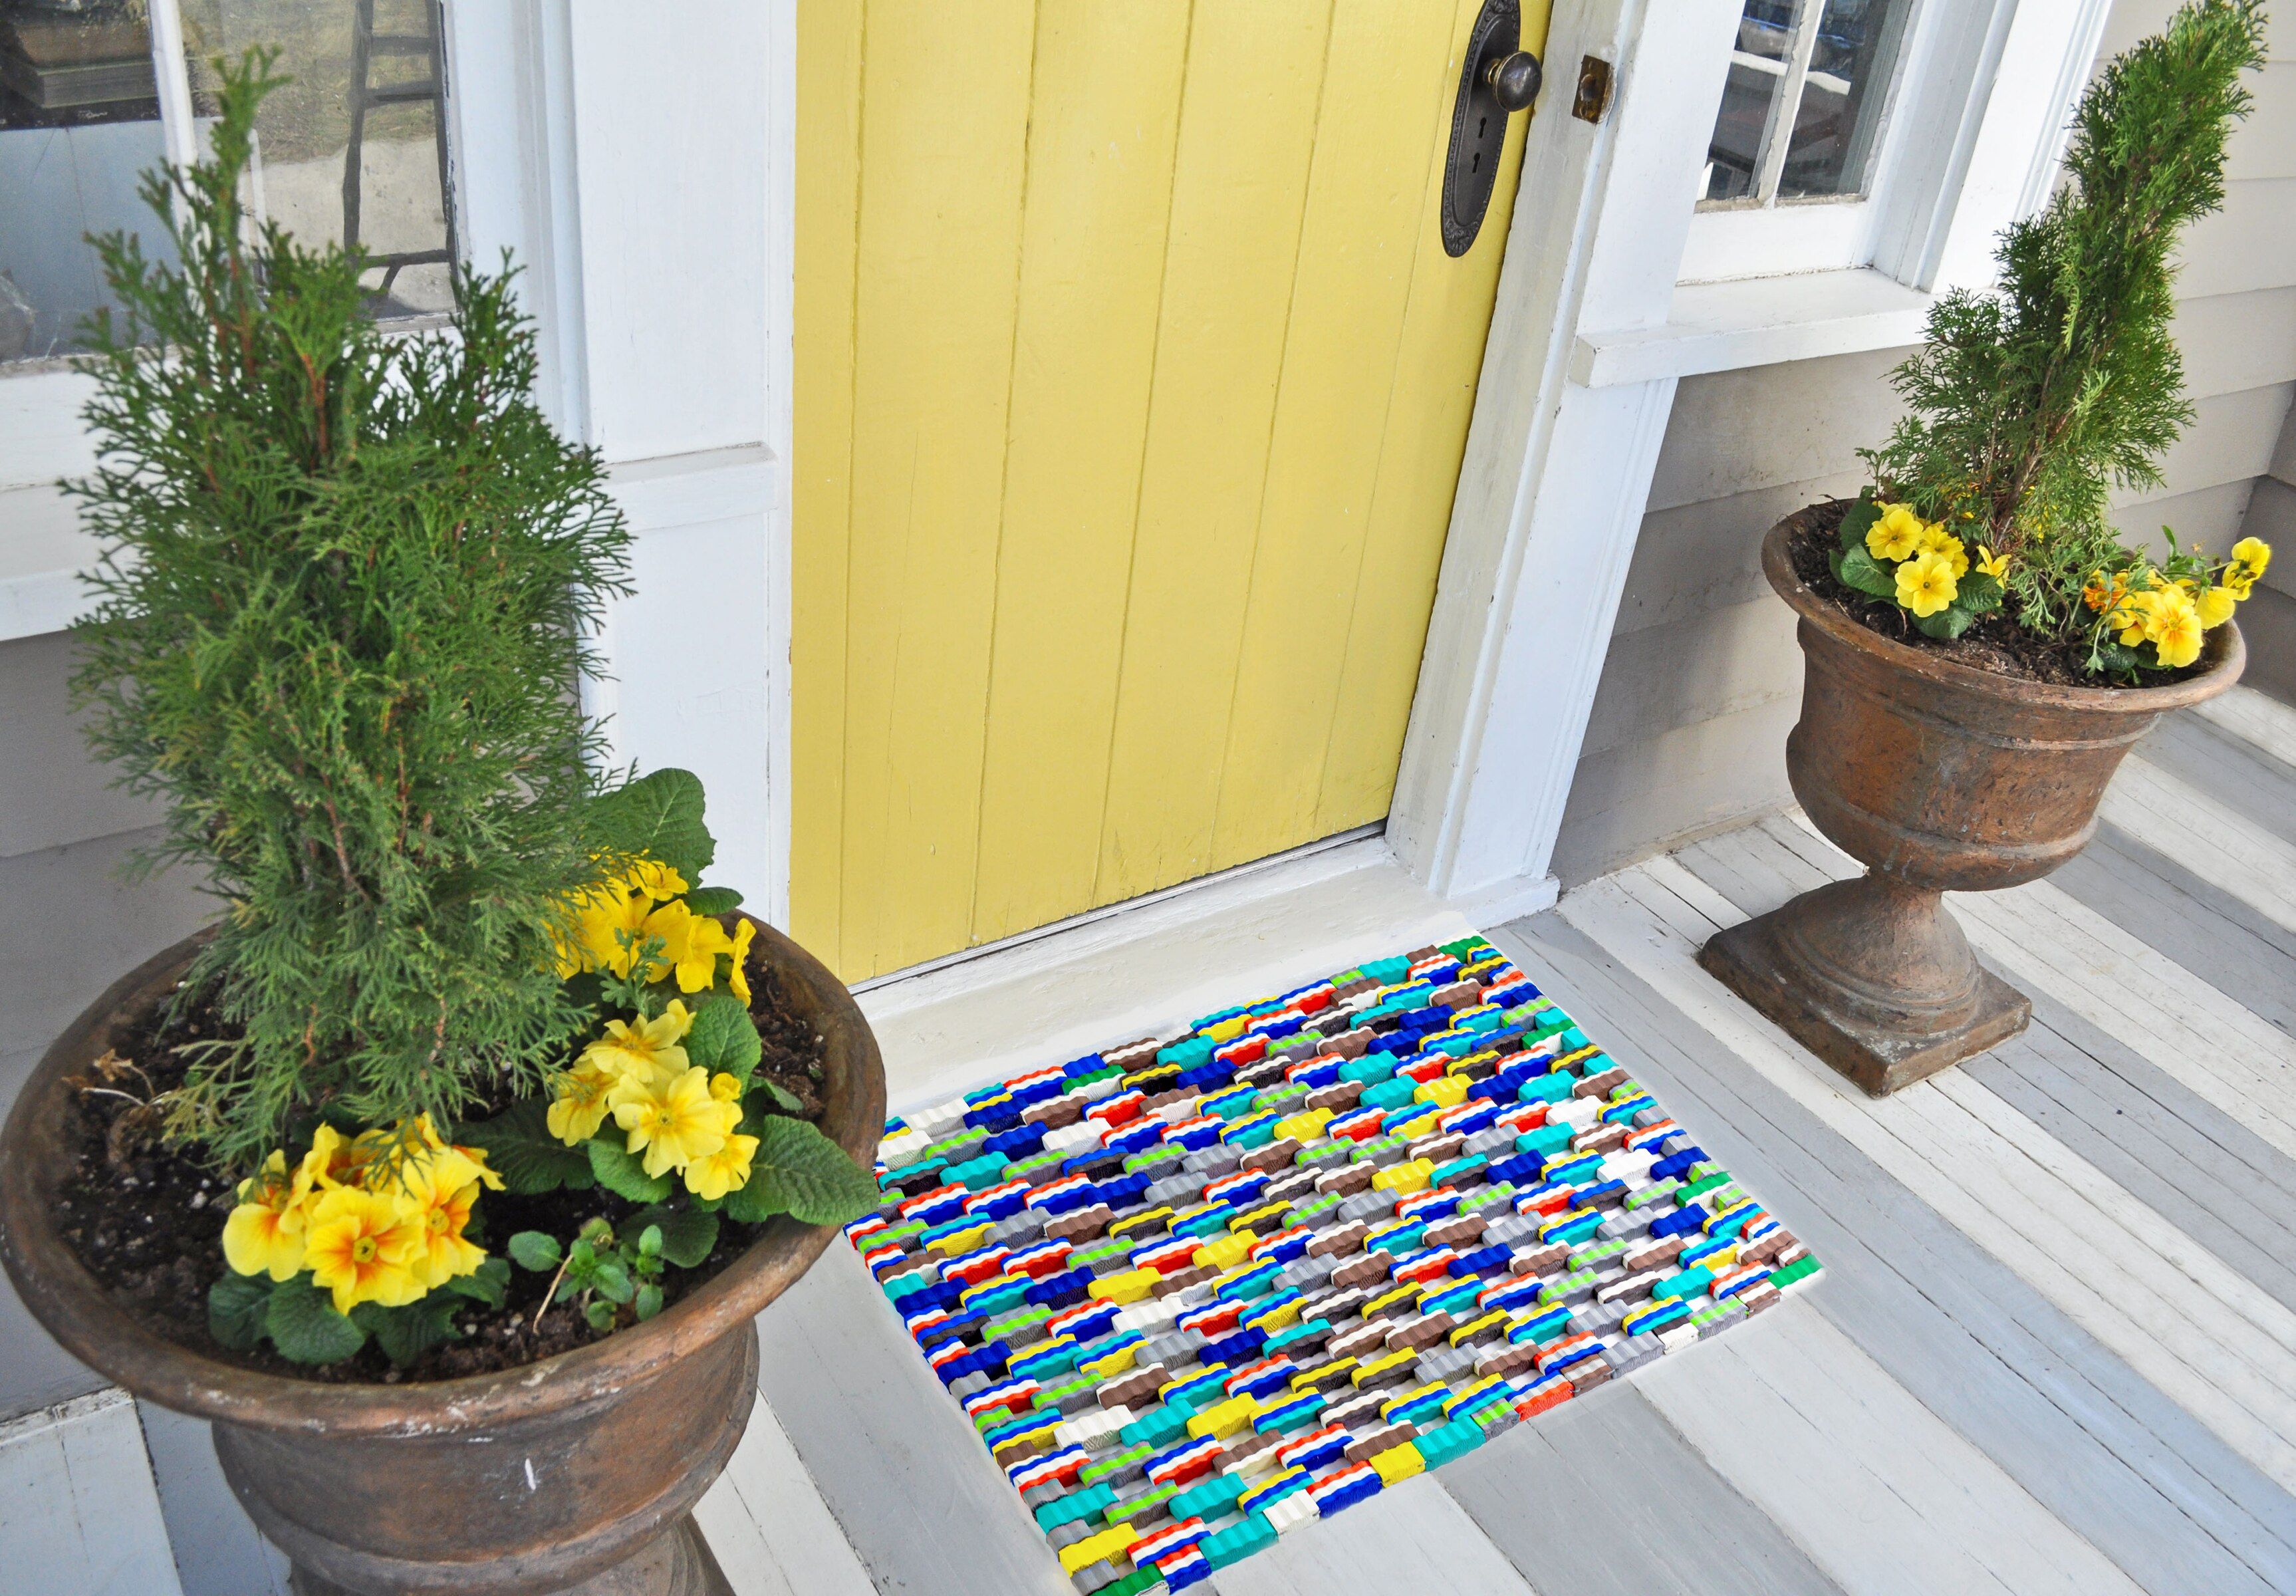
[845,936,1821,1592]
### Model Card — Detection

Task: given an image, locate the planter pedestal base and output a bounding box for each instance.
[287,1515,731,1596]
[1698,870,2030,1096]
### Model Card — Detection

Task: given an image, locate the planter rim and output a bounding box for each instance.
[1763,509,2244,714]
[0,914,886,1440]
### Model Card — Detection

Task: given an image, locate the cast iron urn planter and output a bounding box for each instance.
[0,916,886,1596]
[1700,508,2244,1095]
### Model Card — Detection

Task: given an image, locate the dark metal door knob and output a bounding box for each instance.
[1442,0,1542,257]
[1484,51,1542,113]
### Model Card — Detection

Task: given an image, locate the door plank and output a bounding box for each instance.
[1092,0,1338,908]
[969,0,1194,946]
[836,0,1039,978]
[1212,0,1466,872]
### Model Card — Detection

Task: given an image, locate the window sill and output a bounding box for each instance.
[1571,267,1934,388]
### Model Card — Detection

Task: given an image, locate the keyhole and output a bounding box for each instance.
[1477,114,1488,139]
[1471,152,1481,173]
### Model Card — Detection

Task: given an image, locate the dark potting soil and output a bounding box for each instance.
[1785,501,2208,690]
[53,939,829,1385]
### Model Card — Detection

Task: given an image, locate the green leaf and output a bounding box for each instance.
[637,1224,664,1258]
[683,886,744,916]
[685,993,763,1082]
[1837,545,1898,598]
[457,1100,594,1195]
[1956,572,2004,614]
[1839,496,1882,554]
[585,1299,618,1331]
[1914,604,1978,640]
[752,1078,803,1115]
[634,1282,664,1321]
[208,1273,274,1352]
[590,769,715,882]
[446,1256,512,1307]
[626,1205,721,1269]
[353,1294,461,1369]
[733,1117,879,1227]
[265,1277,368,1365]
[590,1258,634,1304]
[508,1231,564,1272]
[588,1136,674,1203]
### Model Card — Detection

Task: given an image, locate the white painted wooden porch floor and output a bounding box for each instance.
[703,684,2296,1596]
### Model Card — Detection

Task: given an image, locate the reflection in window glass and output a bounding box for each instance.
[1779,0,1908,199]
[0,1,176,361]
[1700,0,1907,210]
[182,0,455,316]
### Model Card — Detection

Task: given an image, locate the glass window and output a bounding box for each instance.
[1700,0,1910,209]
[0,0,453,367]
[0,2,176,362]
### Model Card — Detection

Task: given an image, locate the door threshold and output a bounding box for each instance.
[851,829,1556,1113]
[851,823,1386,997]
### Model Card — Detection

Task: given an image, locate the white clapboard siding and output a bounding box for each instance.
[0,1391,183,1596]
[1640,1300,2148,1596]
[1561,861,2296,1490]
[2103,753,2296,930]
[1760,814,2296,1161]
[692,1395,873,1596]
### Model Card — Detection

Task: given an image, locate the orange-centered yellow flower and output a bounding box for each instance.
[222,1150,307,1281]
[580,1001,696,1102]
[613,1066,742,1178]
[397,1154,489,1290]
[685,1130,759,1202]
[1896,551,1960,617]
[2145,588,2204,668]
[303,1187,425,1315]
[548,1056,622,1145]
[1865,502,1926,562]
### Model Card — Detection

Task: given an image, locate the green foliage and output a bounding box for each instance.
[207,1272,273,1351]
[68,54,633,1167]
[264,1276,367,1365]
[626,1204,721,1268]
[725,1117,880,1226]
[354,1294,461,1368]
[212,1263,496,1368]
[587,1136,674,1203]
[1860,0,2266,655]
[507,1214,678,1331]
[685,994,764,1083]
[590,769,716,884]
[457,1100,596,1194]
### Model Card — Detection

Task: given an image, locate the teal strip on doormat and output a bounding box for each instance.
[844,934,1821,1591]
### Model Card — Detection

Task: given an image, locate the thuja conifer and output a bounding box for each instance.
[1864,0,2267,644]
[70,53,632,1166]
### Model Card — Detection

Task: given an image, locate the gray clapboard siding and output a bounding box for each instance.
[1612,471,1861,638]
[2176,180,2296,301]
[1578,598,1799,760]
[1493,908,2296,1596]
[1551,696,1799,888]
[1646,348,1912,514]
[2133,383,2295,503]
[2172,288,2296,399]
[2112,479,2257,555]
[0,630,160,859]
[2228,65,2296,181]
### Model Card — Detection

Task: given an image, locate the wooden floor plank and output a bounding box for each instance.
[2145,709,2296,850]
[2102,753,2296,932]
[1640,1300,2145,1596]
[1207,1475,1539,1596]
[1437,1375,1847,1596]
[1501,907,2296,1593]
[2192,685,2296,769]
[754,1246,1075,1596]
[696,1392,876,1596]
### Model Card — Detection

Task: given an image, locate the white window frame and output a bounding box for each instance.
[1680,0,2112,289]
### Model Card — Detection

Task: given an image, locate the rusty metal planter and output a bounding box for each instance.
[1700,509,2244,1095]
[0,916,886,1595]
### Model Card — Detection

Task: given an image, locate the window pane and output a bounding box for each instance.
[1777,0,1906,200]
[1702,0,1795,203]
[180,0,454,317]
[0,2,176,362]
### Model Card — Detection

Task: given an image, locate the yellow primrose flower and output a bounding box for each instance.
[399,1157,489,1290]
[1916,525,1969,579]
[624,857,690,904]
[1895,551,1960,617]
[613,1065,741,1178]
[569,878,653,978]
[303,1187,426,1315]
[710,1071,743,1103]
[2111,587,2159,646]
[2150,591,2204,668]
[1974,544,2009,581]
[1865,502,1926,562]
[2195,583,2237,629]
[685,1131,759,1202]
[289,1123,374,1216]
[548,1057,622,1145]
[727,918,756,1006]
[222,1151,307,1281]
[580,1000,696,1101]
[2224,535,2271,598]
[2081,569,2126,612]
[643,899,737,994]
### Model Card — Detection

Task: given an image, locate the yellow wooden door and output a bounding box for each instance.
[795,0,1541,982]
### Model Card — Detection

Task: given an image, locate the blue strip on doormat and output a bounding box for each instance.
[844,933,1821,1592]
